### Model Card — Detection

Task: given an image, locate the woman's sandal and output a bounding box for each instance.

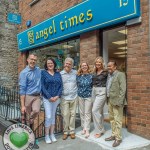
[85,133,90,138]
[94,133,104,138]
[81,130,86,135]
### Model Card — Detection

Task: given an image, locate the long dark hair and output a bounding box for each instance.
[44,57,57,72]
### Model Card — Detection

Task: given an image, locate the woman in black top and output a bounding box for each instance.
[92,56,108,138]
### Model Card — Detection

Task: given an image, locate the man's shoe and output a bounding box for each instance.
[33,143,39,149]
[70,133,76,139]
[105,136,115,141]
[112,140,122,147]
[62,134,68,140]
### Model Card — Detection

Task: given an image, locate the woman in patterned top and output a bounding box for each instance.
[77,62,93,138]
[92,57,108,138]
[41,58,63,144]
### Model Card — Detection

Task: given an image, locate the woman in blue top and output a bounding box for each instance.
[41,58,62,144]
[77,62,93,138]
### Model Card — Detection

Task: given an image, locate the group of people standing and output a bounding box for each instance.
[19,53,126,149]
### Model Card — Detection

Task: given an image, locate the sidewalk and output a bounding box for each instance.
[0,122,150,150]
[76,122,150,150]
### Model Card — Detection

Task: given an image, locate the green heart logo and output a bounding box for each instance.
[9,132,29,148]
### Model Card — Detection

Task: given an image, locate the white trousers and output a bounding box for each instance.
[92,87,106,134]
[43,97,60,127]
[79,97,93,131]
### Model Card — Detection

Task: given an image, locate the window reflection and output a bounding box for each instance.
[30,39,80,70]
[103,26,127,72]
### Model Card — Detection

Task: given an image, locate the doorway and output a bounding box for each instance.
[102,26,127,127]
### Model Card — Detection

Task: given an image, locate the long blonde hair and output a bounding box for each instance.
[93,56,105,73]
[77,62,91,76]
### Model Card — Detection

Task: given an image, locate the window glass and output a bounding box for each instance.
[103,26,127,72]
[30,39,80,70]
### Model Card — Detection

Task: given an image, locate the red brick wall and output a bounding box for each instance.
[80,30,100,68]
[19,0,82,31]
[18,52,28,73]
[127,0,150,139]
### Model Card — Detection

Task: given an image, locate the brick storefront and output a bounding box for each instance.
[127,0,150,139]
[18,0,150,139]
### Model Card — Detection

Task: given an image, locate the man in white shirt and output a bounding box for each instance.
[60,57,78,140]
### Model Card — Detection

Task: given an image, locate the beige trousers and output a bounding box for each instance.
[92,87,106,134]
[25,95,41,126]
[60,98,78,134]
[79,97,93,131]
[108,101,123,140]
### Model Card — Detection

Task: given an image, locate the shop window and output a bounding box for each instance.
[30,39,80,71]
[103,26,127,72]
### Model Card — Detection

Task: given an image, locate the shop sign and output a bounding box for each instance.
[17,0,140,51]
[7,13,21,24]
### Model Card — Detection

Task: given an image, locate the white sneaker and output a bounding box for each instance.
[50,134,57,142]
[45,135,52,144]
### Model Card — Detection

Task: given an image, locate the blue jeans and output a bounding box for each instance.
[43,97,60,127]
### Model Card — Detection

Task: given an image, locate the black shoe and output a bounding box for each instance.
[33,143,39,149]
[105,136,116,141]
[112,140,122,147]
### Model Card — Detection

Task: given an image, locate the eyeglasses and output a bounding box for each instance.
[29,58,37,61]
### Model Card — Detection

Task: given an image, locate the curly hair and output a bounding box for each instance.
[77,62,91,76]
